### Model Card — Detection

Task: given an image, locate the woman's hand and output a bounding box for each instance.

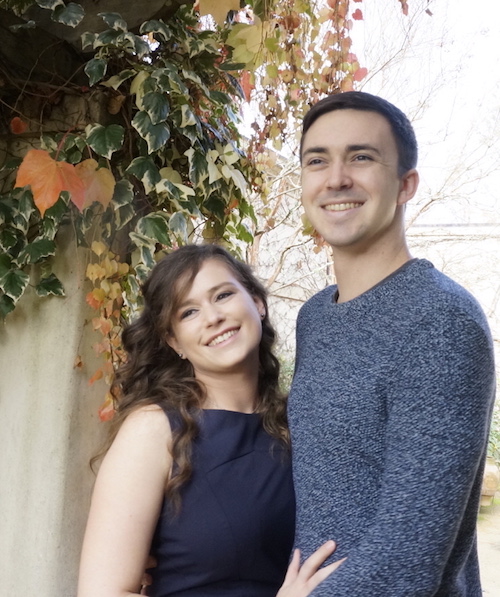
[277,541,345,597]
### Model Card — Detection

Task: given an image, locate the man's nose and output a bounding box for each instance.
[326,161,353,190]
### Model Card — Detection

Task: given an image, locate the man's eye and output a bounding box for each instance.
[353,154,372,162]
[306,158,324,166]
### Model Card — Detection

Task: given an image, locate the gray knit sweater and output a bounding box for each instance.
[288,259,496,596]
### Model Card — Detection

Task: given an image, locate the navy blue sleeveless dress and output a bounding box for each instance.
[148,409,295,597]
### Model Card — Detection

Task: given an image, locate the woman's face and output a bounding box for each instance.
[166,259,265,381]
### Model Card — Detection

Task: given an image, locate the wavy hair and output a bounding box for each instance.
[103,244,289,510]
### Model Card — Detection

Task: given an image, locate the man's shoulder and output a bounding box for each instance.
[400,260,490,336]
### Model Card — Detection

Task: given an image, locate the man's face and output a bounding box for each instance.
[300,109,416,254]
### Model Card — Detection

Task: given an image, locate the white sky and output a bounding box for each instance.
[354,0,500,225]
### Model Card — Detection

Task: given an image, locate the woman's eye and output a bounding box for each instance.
[216,291,233,301]
[180,308,196,320]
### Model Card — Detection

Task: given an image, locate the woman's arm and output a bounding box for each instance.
[77,405,172,597]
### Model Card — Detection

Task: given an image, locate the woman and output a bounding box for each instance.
[77,244,340,597]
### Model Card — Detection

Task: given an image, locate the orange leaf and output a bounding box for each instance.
[98,393,115,422]
[353,67,368,82]
[89,368,104,385]
[10,116,27,134]
[240,70,254,102]
[15,149,85,216]
[75,159,116,210]
[340,76,354,92]
[352,8,363,20]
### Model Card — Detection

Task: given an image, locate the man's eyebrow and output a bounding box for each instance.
[301,144,382,159]
[347,144,382,156]
[301,146,328,159]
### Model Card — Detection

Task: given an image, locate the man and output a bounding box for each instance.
[288,92,496,596]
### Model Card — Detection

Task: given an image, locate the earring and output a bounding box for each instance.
[178,352,183,358]
[260,312,265,319]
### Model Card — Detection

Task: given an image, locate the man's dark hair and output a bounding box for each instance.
[300,91,418,176]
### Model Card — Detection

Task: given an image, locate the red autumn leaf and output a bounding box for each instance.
[15,149,85,216]
[88,368,103,385]
[10,116,27,134]
[240,70,254,102]
[352,8,363,20]
[98,393,116,422]
[353,67,368,82]
[75,159,116,209]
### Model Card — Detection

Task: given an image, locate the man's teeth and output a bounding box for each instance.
[208,330,237,346]
[324,202,362,211]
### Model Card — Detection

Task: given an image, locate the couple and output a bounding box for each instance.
[78,92,496,597]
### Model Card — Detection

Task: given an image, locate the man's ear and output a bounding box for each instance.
[397,169,419,206]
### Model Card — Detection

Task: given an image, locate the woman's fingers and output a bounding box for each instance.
[296,540,336,579]
[305,556,347,589]
[277,541,345,597]
[282,548,302,584]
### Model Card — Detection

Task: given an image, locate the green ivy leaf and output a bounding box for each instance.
[52,2,85,27]
[129,232,156,269]
[235,221,253,243]
[85,58,107,86]
[131,112,170,154]
[0,253,12,276]
[86,124,124,159]
[8,20,36,32]
[117,32,150,59]
[184,148,209,186]
[35,273,65,297]
[81,31,96,50]
[98,12,128,31]
[143,92,170,125]
[0,228,20,251]
[114,204,136,230]
[126,157,161,194]
[0,268,29,302]
[0,157,22,171]
[35,0,64,9]
[17,238,56,266]
[151,65,188,95]
[94,29,121,47]
[140,19,172,42]
[186,37,206,57]
[112,179,134,206]
[169,212,188,243]
[0,293,15,319]
[44,195,69,224]
[136,213,172,246]
[101,69,136,90]
[182,69,210,97]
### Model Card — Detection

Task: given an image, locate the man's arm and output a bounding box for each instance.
[310,307,495,596]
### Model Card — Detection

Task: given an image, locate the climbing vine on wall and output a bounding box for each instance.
[0,0,410,416]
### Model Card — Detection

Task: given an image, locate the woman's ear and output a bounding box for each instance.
[253,296,265,318]
[166,334,181,355]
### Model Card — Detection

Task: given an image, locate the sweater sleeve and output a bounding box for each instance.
[309,306,496,597]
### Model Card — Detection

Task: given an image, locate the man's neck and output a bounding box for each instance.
[333,244,412,304]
